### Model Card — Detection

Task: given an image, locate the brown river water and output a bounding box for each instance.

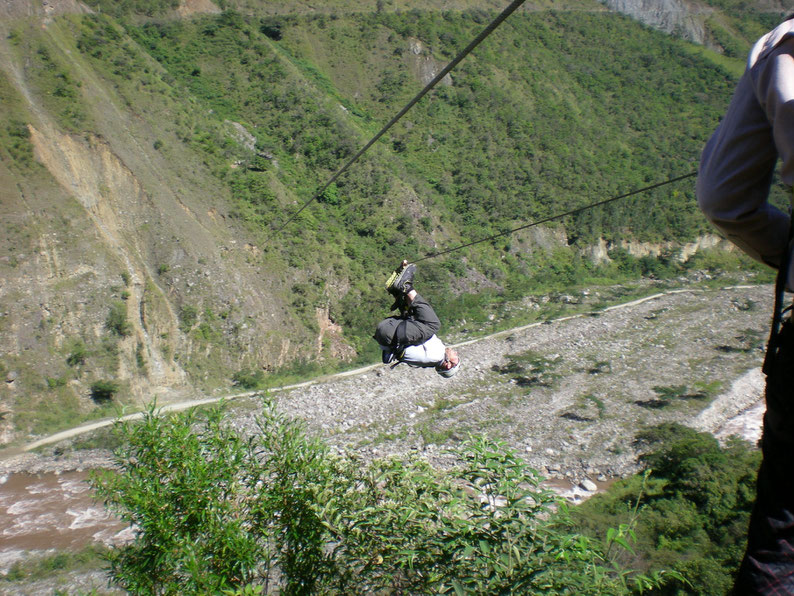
[0,471,130,573]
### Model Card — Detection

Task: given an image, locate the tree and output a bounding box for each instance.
[92,399,678,594]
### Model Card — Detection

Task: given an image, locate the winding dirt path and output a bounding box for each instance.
[1,282,769,469]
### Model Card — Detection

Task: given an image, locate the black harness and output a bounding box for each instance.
[763,197,794,375]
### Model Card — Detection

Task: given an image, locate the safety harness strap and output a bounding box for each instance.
[763,191,794,375]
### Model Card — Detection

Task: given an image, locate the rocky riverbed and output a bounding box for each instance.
[0,278,773,594]
[227,281,771,484]
[2,280,771,480]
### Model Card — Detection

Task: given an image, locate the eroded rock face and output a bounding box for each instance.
[602,0,711,44]
[177,0,221,18]
[0,0,91,23]
[603,0,791,47]
[407,38,453,87]
[28,126,186,394]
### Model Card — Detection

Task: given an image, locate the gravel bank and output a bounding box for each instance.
[2,281,772,485]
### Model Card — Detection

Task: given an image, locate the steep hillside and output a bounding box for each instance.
[0,0,781,445]
[0,1,349,443]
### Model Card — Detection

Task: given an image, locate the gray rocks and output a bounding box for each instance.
[604,0,709,45]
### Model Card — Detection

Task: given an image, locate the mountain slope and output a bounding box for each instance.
[0,0,780,444]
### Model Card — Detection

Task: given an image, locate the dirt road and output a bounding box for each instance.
[0,281,771,480]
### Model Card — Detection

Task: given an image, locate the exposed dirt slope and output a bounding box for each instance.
[0,3,333,444]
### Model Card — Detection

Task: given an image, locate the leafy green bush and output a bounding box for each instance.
[92,400,678,595]
[92,400,331,594]
[66,340,88,367]
[178,305,198,333]
[4,118,34,166]
[318,182,340,205]
[571,423,760,595]
[46,376,67,389]
[106,301,132,336]
[231,368,265,389]
[90,379,119,403]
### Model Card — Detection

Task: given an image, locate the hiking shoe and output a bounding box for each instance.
[386,263,416,296]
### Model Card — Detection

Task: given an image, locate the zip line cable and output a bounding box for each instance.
[412,170,699,263]
[273,0,528,234]
[271,2,698,267]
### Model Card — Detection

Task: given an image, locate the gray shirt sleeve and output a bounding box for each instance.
[697,38,794,288]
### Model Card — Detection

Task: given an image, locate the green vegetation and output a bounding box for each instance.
[0,2,784,432]
[59,5,764,353]
[24,41,89,132]
[178,304,198,333]
[106,300,132,336]
[135,341,147,371]
[570,423,760,595]
[583,393,606,419]
[231,367,266,389]
[716,328,765,354]
[66,339,89,367]
[46,376,67,388]
[0,546,109,586]
[492,349,561,389]
[0,8,778,592]
[652,384,709,404]
[0,70,36,170]
[92,399,679,594]
[91,379,119,403]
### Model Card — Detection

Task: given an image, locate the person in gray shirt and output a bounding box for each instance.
[697,15,794,594]
[373,261,460,377]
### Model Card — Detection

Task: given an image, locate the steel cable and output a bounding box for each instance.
[413,170,698,262]
[273,0,528,234]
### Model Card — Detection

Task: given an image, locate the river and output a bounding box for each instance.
[0,471,129,574]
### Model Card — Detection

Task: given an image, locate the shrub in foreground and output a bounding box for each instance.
[92,399,680,594]
[570,423,759,595]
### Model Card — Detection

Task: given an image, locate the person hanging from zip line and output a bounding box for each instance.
[374,260,461,377]
[697,14,794,595]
